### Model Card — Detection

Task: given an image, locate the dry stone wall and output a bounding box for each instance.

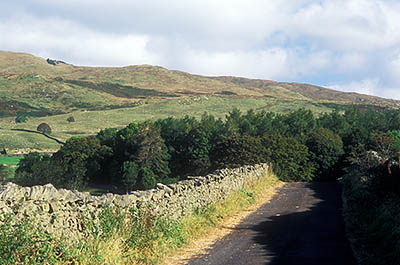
[0,163,270,239]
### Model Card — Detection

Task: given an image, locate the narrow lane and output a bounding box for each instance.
[187,182,356,265]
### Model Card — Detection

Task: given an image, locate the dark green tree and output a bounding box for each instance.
[317,110,350,136]
[121,161,139,193]
[52,136,113,189]
[210,135,265,169]
[113,122,171,185]
[97,128,118,148]
[261,134,315,182]
[14,154,66,187]
[138,168,156,190]
[284,109,316,139]
[37,123,52,134]
[15,152,42,177]
[306,128,344,179]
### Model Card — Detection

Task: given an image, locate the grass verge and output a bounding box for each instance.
[0,170,282,264]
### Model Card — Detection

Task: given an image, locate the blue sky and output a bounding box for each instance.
[1,0,400,99]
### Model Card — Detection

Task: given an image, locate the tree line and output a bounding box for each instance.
[14,105,400,192]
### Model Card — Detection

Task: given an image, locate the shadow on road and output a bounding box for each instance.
[186,182,357,265]
[249,182,356,265]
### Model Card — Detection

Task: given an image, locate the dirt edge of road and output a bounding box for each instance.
[162,179,285,265]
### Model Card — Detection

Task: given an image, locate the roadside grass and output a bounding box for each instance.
[81,170,282,264]
[180,171,280,240]
[0,170,282,265]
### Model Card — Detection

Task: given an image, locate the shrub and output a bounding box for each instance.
[0,213,77,264]
[0,164,9,183]
[37,123,52,134]
[67,116,75,122]
[15,113,27,123]
[342,168,400,265]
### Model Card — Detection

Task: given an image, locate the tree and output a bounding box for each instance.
[121,161,139,193]
[284,109,316,139]
[14,153,65,187]
[317,110,350,136]
[37,123,52,134]
[15,152,42,177]
[210,134,266,169]
[138,168,156,190]
[97,127,118,148]
[113,122,171,186]
[306,128,344,179]
[261,134,315,182]
[52,136,113,189]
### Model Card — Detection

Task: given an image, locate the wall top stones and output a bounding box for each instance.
[0,163,270,239]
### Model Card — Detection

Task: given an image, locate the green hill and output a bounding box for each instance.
[0,50,399,152]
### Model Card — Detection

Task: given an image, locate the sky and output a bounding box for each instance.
[1,0,400,99]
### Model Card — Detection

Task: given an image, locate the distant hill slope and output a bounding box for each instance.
[1,50,399,118]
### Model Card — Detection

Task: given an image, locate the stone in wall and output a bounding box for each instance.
[0,163,270,240]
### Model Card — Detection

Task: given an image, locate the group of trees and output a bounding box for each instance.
[14,105,400,192]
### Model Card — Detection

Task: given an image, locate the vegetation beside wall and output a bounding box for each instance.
[0,167,281,265]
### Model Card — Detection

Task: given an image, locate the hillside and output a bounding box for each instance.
[0,50,399,152]
[1,50,399,117]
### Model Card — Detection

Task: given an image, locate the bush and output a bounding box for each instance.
[0,164,9,183]
[37,123,52,134]
[67,116,75,122]
[15,113,27,123]
[342,168,400,265]
[0,213,76,264]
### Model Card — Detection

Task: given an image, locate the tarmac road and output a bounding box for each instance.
[186,182,356,265]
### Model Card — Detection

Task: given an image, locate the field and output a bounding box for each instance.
[0,156,22,166]
[0,96,337,153]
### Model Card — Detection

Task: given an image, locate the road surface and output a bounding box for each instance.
[187,182,356,265]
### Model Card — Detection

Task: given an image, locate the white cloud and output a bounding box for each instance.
[1,0,400,99]
[176,48,289,79]
[328,78,400,99]
[329,78,379,95]
[0,14,159,66]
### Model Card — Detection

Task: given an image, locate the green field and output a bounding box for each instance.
[0,96,337,152]
[0,156,23,165]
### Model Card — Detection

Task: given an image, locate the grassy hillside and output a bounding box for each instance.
[1,50,399,152]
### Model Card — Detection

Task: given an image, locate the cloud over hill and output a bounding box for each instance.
[1,0,400,99]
